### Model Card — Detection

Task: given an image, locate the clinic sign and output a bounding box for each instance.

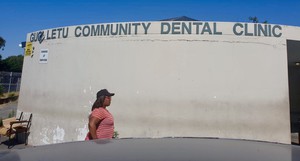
[29,22,283,43]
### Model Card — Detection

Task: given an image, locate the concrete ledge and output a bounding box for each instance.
[291,133,299,144]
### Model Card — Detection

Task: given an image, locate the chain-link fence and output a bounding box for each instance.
[0,71,22,93]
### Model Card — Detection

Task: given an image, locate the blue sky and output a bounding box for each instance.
[0,0,299,59]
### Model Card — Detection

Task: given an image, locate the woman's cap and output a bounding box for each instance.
[97,89,115,98]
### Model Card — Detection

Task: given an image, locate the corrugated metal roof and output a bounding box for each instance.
[160,16,199,21]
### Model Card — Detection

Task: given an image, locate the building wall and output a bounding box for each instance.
[18,21,300,145]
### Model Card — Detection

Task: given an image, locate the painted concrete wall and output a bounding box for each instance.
[18,21,300,145]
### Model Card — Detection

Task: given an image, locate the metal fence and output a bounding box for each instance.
[0,71,22,93]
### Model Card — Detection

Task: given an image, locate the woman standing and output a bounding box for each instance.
[85,89,115,140]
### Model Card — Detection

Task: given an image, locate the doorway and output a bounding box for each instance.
[287,40,300,144]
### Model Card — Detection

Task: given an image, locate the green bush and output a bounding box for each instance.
[113,131,119,139]
[8,110,15,118]
[8,92,15,98]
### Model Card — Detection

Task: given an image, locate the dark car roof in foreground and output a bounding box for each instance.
[0,137,300,161]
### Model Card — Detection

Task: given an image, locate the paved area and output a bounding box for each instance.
[0,135,29,150]
[0,101,18,119]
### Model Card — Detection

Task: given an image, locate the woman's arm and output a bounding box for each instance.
[88,116,101,139]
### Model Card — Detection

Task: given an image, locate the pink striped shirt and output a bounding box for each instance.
[86,108,114,140]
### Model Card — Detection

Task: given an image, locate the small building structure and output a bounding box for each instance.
[19,19,300,145]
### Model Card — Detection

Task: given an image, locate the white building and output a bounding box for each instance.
[19,20,300,145]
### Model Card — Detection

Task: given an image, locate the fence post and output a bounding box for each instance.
[16,77,20,92]
[8,72,12,93]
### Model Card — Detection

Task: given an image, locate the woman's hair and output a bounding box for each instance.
[91,96,105,111]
